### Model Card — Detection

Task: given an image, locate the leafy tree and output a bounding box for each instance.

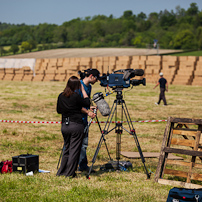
[196,27,202,49]
[85,16,91,21]
[148,12,159,22]
[33,23,57,44]
[137,12,147,21]
[175,6,186,19]
[0,46,6,56]
[37,45,43,51]
[9,44,19,54]
[132,35,143,47]
[92,15,108,21]
[120,30,135,46]
[122,10,133,19]
[195,11,202,27]
[109,14,114,19]
[186,3,199,16]
[79,39,91,47]
[103,19,123,35]
[105,33,121,44]
[0,3,201,50]
[28,39,37,50]
[158,31,174,48]
[94,21,105,37]
[159,10,177,29]
[137,20,151,32]
[173,29,196,49]
[122,19,136,32]
[21,41,32,52]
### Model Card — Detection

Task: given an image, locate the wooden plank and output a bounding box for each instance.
[164,168,188,178]
[154,117,172,182]
[167,159,202,169]
[192,173,202,181]
[164,147,202,156]
[170,117,202,125]
[166,159,189,167]
[160,121,175,178]
[158,179,202,188]
[120,152,183,159]
[171,138,195,147]
[187,130,201,183]
[173,128,197,137]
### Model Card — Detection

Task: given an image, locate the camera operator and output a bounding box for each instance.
[56,76,91,178]
[79,69,100,172]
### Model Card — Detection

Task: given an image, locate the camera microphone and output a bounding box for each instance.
[133,69,144,76]
[93,92,111,116]
[123,69,144,80]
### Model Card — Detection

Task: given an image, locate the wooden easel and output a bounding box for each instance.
[155,117,202,188]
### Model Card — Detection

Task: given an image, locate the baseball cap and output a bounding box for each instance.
[159,72,163,76]
[86,69,100,79]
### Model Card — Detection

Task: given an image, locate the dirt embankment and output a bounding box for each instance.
[2,48,181,59]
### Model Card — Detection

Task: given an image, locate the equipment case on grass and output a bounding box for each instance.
[167,187,202,202]
[12,154,39,174]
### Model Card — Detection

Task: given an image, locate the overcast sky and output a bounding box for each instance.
[1,0,202,25]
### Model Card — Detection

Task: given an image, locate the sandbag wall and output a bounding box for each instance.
[0,56,201,86]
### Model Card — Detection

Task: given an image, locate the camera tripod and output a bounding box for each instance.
[87,88,151,179]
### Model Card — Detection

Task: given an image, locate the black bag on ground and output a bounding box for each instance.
[166,187,202,202]
[100,160,132,171]
[12,154,39,174]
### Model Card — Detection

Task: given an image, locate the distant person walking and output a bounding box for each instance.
[153,72,168,106]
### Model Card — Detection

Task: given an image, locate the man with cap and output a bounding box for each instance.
[78,68,100,172]
[153,72,168,106]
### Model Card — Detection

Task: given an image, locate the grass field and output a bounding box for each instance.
[0,80,202,202]
[171,50,202,56]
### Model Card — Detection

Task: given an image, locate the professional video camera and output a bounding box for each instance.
[78,69,146,89]
[99,69,145,89]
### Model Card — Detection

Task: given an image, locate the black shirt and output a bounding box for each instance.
[159,78,167,89]
[57,92,90,124]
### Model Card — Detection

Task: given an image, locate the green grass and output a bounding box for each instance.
[0,80,202,201]
[170,50,202,56]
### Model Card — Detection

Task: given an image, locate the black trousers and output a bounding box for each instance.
[158,87,167,105]
[57,122,84,177]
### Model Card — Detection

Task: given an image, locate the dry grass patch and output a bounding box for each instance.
[0,80,202,201]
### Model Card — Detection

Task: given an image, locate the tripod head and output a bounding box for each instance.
[114,88,124,103]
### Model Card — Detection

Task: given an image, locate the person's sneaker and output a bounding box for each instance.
[163,104,167,106]
[155,102,159,105]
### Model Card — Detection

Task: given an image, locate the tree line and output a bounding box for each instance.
[0,2,202,55]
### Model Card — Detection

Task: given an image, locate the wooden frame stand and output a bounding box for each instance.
[155,117,202,188]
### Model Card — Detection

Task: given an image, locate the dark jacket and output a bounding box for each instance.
[159,77,167,89]
[57,92,90,124]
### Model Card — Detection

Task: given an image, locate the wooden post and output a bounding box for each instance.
[155,117,171,182]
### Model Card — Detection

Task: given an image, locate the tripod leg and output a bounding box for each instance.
[57,144,64,170]
[122,102,151,179]
[131,130,151,179]
[95,116,112,161]
[86,132,107,178]
[87,101,118,178]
